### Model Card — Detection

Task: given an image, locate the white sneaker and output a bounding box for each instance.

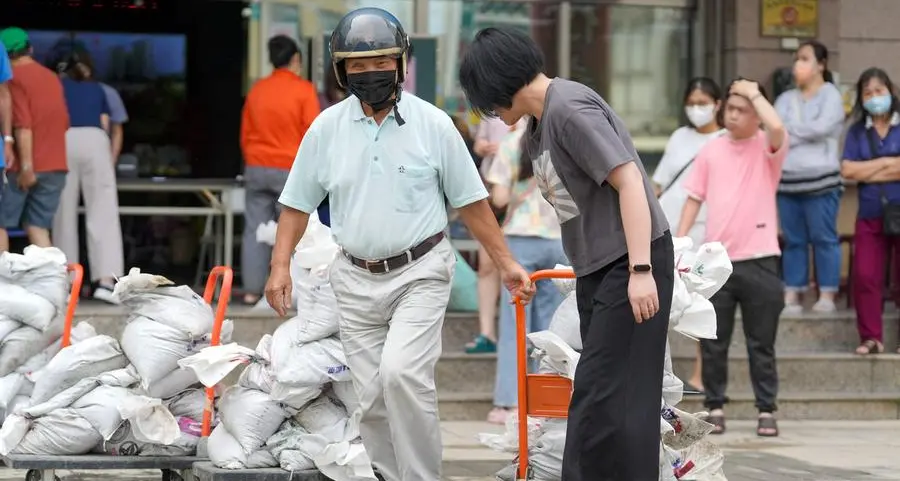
[782,303,803,315]
[812,298,837,313]
[92,285,120,305]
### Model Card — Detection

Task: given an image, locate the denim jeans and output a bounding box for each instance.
[777,189,842,292]
[493,235,568,407]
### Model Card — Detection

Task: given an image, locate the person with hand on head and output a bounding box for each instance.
[263,9,533,481]
[774,40,845,314]
[459,27,674,481]
[678,78,788,438]
[839,68,900,355]
[653,77,725,396]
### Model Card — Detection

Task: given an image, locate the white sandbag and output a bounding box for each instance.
[678,440,727,481]
[0,282,56,331]
[673,296,719,341]
[12,408,102,455]
[98,419,198,457]
[293,211,340,270]
[219,386,290,454]
[291,274,340,343]
[549,264,575,296]
[178,342,258,388]
[0,317,21,342]
[113,267,214,334]
[301,434,377,481]
[529,419,566,481]
[18,321,98,377]
[208,424,278,470]
[679,242,732,300]
[165,388,208,423]
[662,341,684,407]
[330,381,359,415]
[527,331,580,379]
[0,321,64,378]
[6,395,28,417]
[121,316,197,390]
[0,246,69,312]
[30,335,128,405]
[269,333,350,409]
[548,292,580,351]
[266,420,316,471]
[294,395,349,442]
[0,373,24,413]
[239,336,276,394]
[660,407,714,451]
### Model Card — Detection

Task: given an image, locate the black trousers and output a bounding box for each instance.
[701,256,783,413]
[561,232,674,481]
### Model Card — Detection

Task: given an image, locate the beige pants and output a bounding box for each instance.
[53,127,124,281]
[328,239,455,481]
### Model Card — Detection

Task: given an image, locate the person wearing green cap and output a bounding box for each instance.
[0,27,69,253]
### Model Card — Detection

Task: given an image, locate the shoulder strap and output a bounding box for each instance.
[865,127,880,158]
[659,157,696,197]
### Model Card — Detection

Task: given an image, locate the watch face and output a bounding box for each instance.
[633,264,652,272]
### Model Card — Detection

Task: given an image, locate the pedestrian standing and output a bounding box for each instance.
[264,9,533,481]
[240,35,320,305]
[839,68,900,355]
[0,28,69,254]
[774,40,845,313]
[459,27,674,481]
[678,79,788,437]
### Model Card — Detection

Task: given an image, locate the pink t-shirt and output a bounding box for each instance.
[683,130,789,262]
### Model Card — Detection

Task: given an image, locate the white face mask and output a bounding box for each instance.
[685,105,716,128]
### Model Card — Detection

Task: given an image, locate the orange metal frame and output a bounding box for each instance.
[515,269,575,480]
[57,264,233,439]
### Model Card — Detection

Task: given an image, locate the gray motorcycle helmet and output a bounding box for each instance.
[329,7,410,88]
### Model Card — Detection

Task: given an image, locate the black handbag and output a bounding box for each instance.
[865,129,900,235]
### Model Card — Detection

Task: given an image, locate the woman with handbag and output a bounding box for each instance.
[483,118,568,424]
[774,40,845,314]
[839,67,900,355]
[652,77,725,394]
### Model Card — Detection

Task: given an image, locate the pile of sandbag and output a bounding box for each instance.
[179,269,375,481]
[481,237,733,481]
[0,246,78,421]
[0,267,234,457]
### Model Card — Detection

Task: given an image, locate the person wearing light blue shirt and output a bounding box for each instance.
[263,9,533,481]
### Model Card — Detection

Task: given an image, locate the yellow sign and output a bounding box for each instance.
[761,0,818,38]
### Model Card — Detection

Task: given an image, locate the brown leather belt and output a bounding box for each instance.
[344,232,445,274]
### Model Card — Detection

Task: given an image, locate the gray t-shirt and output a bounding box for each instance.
[523,78,668,276]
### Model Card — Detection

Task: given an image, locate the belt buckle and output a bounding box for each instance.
[366,259,389,273]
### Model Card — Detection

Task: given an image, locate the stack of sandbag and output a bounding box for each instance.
[0,267,234,457]
[0,246,77,422]
[180,303,374,481]
[481,237,733,481]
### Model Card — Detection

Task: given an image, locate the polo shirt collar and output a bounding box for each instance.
[349,95,407,123]
[865,112,900,129]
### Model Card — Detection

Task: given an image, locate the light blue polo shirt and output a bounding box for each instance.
[279,92,488,260]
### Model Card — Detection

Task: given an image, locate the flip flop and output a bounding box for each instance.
[684,382,705,396]
[706,414,726,435]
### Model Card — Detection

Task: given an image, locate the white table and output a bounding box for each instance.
[77,177,242,267]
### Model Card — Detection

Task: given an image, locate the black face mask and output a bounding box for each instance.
[347,70,397,111]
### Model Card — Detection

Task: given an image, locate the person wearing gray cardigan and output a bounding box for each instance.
[774,40,845,314]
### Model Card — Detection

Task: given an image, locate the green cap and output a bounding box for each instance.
[0,28,29,53]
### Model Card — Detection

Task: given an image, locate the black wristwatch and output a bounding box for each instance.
[631,264,652,274]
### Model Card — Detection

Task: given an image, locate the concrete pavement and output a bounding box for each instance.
[0,420,898,480]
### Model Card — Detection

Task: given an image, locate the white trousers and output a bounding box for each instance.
[52,127,124,281]
[329,239,455,481]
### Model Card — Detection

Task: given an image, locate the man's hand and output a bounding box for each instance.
[498,259,535,304]
[17,169,36,191]
[628,272,659,323]
[3,143,14,170]
[264,266,293,317]
[730,79,761,100]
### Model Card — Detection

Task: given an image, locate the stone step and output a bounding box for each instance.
[437,391,900,421]
[435,352,900,394]
[73,304,898,355]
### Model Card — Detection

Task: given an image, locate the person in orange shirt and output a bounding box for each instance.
[240,35,320,305]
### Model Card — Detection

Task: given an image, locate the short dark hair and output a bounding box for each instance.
[268,35,299,69]
[727,77,769,102]
[459,27,543,118]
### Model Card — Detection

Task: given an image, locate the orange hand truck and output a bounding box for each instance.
[515,269,575,480]
[60,263,85,348]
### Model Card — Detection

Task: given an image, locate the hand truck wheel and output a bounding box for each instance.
[25,470,60,481]
[161,468,184,481]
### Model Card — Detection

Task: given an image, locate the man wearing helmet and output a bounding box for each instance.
[263,8,534,481]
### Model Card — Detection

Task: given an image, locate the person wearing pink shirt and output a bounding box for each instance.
[677,79,788,438]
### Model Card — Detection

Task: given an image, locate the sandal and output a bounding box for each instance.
[684,382,705,396]
[465,334,497,354]
[855,339,884,355]
[705,413,726,435]
[757,414,779,437]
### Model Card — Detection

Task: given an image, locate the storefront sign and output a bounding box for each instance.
[761,0,818,38]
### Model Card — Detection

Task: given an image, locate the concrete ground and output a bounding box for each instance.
[1,420,898,480]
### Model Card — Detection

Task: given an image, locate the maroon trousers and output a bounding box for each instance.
[853,218,900,342]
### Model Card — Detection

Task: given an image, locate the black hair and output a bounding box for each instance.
[851,67,900,125]
[268,35,299,69]
[459,27,544,118]
[57,52,93,82]
[7,42,30,60]
[798,40,834,83]
[683,76,724,127]
[726,77,769,102]
[517,131,534,181]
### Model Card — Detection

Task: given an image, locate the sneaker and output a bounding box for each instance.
[487,407,514,425]
[811,298,837,313]
[782,303,803,315]
[92,284,120,305]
